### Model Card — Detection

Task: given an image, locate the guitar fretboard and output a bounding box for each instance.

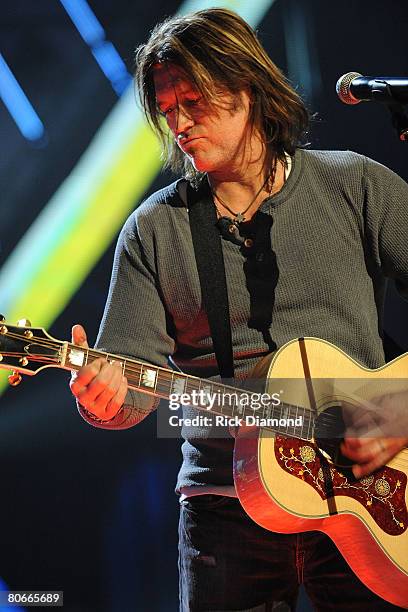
[65,343,314,440]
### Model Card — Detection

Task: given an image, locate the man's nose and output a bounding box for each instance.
[174,105,194,135]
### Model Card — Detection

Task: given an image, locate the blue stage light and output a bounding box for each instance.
[60,0,132,96]
[92,41,131,96]
[0,54,45,142]
[59,0,104,45]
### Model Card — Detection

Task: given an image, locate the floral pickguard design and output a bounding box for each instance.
[274,436,407,536]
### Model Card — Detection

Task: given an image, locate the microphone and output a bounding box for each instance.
[336,73,408,105]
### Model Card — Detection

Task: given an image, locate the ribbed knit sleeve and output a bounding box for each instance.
[362,155,408,299]
[78,188,177,430]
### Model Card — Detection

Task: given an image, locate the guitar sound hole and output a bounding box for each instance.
[314,405,356,481]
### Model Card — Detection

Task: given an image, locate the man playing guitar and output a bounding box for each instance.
[70,9,408,611]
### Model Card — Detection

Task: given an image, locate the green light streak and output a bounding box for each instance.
[0,0,276,392]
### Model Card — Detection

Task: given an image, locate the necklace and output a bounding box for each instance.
[210,157,278,227]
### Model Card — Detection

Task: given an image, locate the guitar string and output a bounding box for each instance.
[3,331,408,456]
[2,342,315,429]
[3,339,408,468]
[4,343,408,466]
[3,331,408,441]
[0,332,354,430]
[4,349,408,468]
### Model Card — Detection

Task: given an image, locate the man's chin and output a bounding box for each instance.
[189,156,213,173]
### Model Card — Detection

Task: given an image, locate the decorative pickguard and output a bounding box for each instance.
[274,436,407,536]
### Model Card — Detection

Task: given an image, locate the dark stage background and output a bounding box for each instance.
[0,1,407,610]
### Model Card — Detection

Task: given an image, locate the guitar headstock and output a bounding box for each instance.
[0,315,64,385]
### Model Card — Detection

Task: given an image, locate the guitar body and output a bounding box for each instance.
[233,337,408,608]
[1,321,407,606]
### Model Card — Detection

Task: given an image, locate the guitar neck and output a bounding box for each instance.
[63,343,313,440]
[0,320,313,441]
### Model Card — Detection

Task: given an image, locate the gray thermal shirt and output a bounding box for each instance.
[78,148,408,491]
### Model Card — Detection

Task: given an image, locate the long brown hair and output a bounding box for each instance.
[135,8,309,184]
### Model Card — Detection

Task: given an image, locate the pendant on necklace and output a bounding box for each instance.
[235,212,246,224]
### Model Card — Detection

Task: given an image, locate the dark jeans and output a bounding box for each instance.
[179,495,403,612]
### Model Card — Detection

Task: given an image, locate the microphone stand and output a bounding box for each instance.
[371,81,408,142]
[387,101,408,142]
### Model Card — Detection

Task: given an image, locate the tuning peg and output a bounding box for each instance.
[8,371,22,386]
[17,318,31,327]
[0,314,5,323]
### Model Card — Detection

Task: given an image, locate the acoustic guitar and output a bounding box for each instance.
[1,317,407,607]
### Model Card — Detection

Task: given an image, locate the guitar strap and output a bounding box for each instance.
[185,179,235,379]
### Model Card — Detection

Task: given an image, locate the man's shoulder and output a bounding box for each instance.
[120,178,188,242]
[301,149,406,186]
[300,148,366,171]
[136,179,186,218]
[298,149,385,191]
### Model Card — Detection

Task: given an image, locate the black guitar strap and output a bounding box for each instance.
[186,179,234,379]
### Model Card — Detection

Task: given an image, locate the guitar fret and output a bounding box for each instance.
[299,405,305,438]
[200,381,213,412]
[306,408,312,440]
[238,394,244,418]
[153,366,159,394]
[217,385,224,414]
[262,399,268,420]
[287,404,296,436]
[170,370,175,393]
[184,375,195,399]
[302,407,307,439]
[220,386,238,417]
[230,393,239,418]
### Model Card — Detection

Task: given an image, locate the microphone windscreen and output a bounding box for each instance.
[336,72,362,105]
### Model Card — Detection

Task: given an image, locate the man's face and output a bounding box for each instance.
[153,63,253,175]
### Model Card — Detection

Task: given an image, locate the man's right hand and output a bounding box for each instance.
[69,324,128,421]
